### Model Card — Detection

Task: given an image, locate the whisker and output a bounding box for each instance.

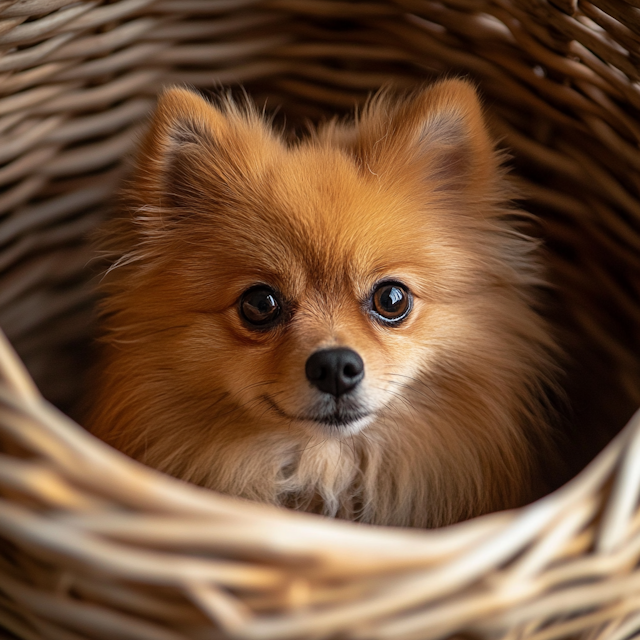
[370,384,416,413]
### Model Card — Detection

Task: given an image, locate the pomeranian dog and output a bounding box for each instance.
[87,79,559,528]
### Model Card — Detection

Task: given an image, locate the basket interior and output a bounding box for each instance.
[1,1,640,639]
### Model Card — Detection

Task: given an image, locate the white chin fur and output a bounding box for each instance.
[300,414,376,437]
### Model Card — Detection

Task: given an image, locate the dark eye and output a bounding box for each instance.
[239,286,282,329]
[371,282,412,323]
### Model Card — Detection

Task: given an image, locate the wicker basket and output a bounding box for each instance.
[1,1,640,638]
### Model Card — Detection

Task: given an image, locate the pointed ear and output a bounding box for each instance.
[132,87,232,212]
[357,79,498,194]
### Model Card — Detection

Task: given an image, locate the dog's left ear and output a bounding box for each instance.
[129,88,227,211]
[356,79,498,193]
[132,87,274,216]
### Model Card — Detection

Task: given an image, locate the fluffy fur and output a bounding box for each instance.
[87,80,559,528]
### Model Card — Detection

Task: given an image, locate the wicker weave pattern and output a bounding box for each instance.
[0,0,640,638]
[1,333,640,640]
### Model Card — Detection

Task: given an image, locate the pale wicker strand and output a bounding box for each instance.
[0,328,39,403]
[597,423,640,552]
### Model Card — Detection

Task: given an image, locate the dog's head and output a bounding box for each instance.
[95,81,556,525]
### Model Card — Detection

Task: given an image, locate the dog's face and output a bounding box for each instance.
[168,151,442,438]
[114,82,517,440]
[93,82,555,526]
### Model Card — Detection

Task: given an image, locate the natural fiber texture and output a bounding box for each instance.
[0,0,639,638]
[1,331,640,640]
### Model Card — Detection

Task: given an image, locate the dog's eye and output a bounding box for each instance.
[371,282,412,323]
[239,286,282,328]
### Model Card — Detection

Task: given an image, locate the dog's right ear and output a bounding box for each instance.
[133,87,230,212]
[354,80,500,201]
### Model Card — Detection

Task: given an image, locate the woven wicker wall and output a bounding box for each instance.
[1,1,640,639]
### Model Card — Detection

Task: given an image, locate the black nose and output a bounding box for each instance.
[305,348,364,397]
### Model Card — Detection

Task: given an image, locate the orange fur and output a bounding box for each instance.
[87,80,559,527]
